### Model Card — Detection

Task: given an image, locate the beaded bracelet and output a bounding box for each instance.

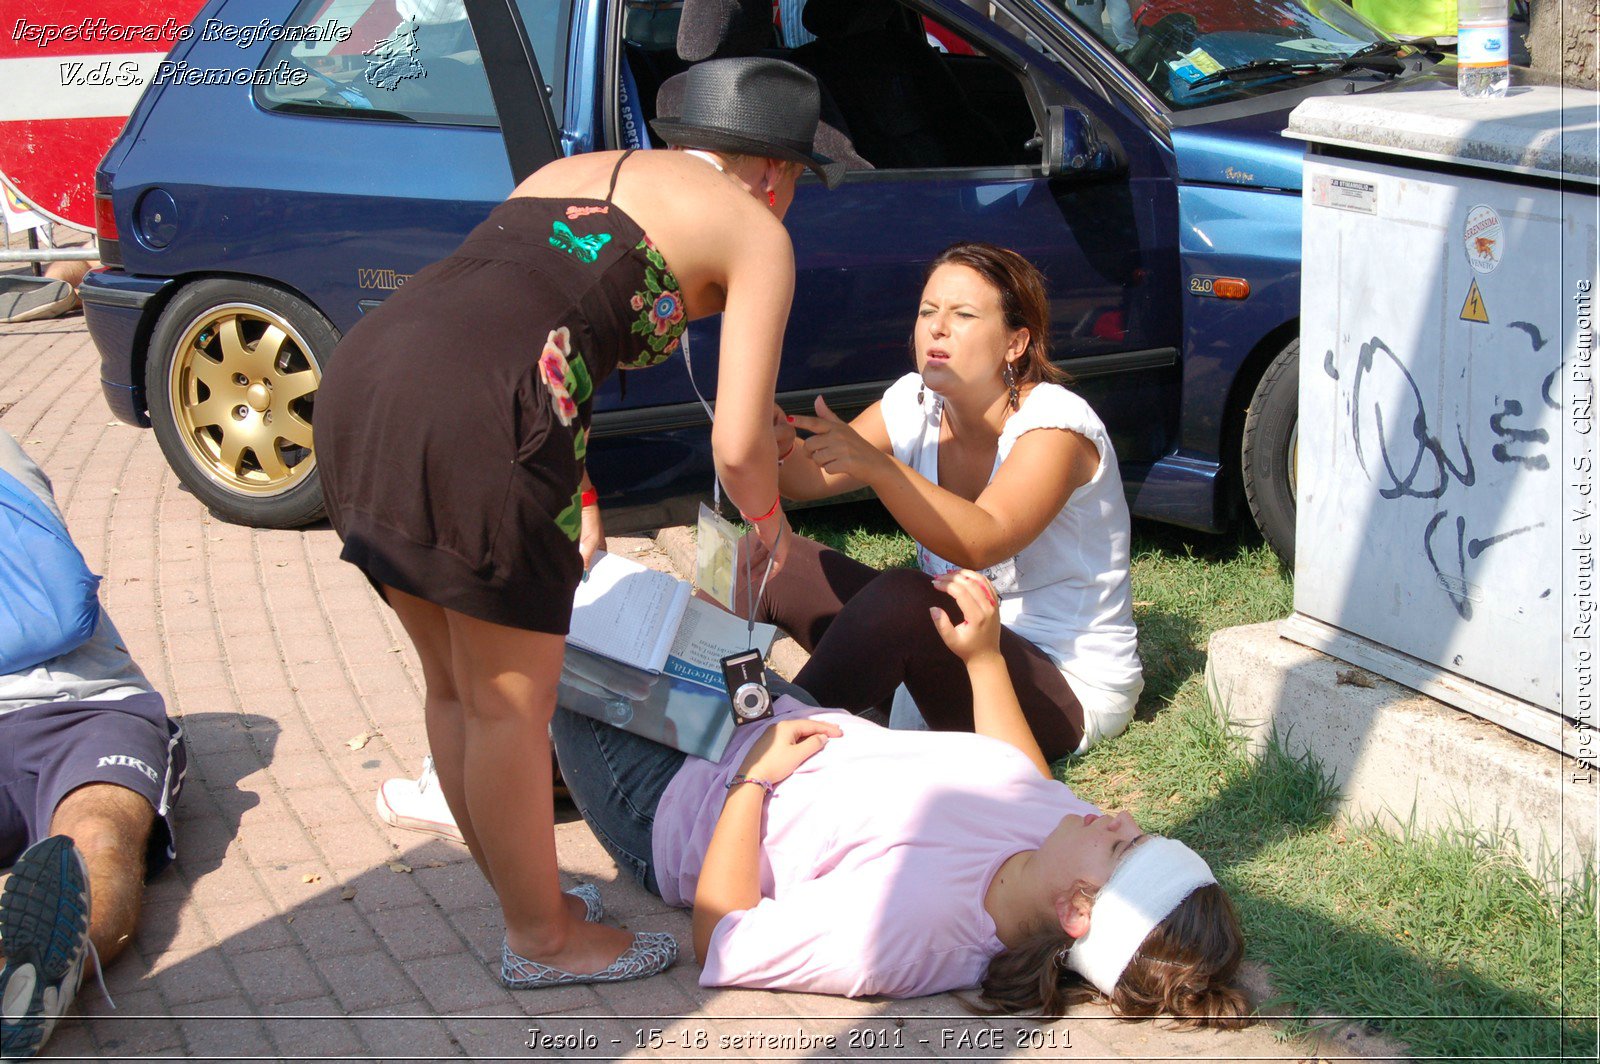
[725,774,775,798]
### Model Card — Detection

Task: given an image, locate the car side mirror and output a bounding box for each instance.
[1042,105,1124,178]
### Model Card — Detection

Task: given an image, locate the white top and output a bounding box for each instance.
[878,374,1142,747]
[653,697,1097,997]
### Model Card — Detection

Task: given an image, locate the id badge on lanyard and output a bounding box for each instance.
[695,501,743,611]
[681,326,776,617]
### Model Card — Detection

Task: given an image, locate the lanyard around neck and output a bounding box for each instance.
[682,148,726,173]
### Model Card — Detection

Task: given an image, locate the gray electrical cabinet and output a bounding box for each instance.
[1285,85,1598,756]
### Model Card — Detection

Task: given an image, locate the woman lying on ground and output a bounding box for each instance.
[552,568,1249,1022]
[742,242,1142,761]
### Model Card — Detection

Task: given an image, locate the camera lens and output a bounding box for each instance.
[733,682,770,718]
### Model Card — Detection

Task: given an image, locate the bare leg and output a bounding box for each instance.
[48,783,153,966]
[385,587,495,884]
[443,612,633,972]
[383,587,591,925]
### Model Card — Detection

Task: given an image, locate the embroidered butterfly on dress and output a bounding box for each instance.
[549,221,612,264]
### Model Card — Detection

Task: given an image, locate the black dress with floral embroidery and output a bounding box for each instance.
[316,152,690,634]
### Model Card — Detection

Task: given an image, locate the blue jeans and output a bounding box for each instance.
[551,707,685,896]
[551,675,817,896]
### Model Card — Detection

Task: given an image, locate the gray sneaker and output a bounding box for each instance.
[0,278,75,325]
[0,836,92,1060]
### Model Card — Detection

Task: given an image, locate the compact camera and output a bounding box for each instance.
[720,649,772,725]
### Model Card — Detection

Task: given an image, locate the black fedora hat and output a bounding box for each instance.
[650,57,846,189]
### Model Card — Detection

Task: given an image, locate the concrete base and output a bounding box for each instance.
[1207,622,1597,886]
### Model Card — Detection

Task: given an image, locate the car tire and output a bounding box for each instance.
[145,279,336,528]
[1241,338,1298,567]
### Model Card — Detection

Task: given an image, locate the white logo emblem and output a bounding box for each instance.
[97,754,159,784]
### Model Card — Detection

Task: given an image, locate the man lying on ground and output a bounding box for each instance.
[0,432,185,1059]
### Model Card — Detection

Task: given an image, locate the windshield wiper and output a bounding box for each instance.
[1188,58,1333,89]
[1189,41,1416,90]
[1338,40,1411,74]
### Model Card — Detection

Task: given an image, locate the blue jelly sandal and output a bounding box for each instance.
[565,882,604,923]
[500,931,678,989]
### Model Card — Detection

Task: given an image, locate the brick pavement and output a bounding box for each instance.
[0,314,1378,1062]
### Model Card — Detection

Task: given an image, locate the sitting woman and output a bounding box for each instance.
[745,241,1141,759]
[551,569,1248,1021]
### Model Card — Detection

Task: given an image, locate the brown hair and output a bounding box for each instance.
[973,885,1252,1029]
[924,242,1069,387]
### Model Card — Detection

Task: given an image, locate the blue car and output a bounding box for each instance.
[81,0,1443,562]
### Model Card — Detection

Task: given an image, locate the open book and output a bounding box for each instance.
[568,551,776,686]
[562,551,779,761]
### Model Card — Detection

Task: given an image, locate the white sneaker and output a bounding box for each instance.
[375,757,464,844]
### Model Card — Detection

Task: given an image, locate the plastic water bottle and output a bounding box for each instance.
[1457,0,1510,98]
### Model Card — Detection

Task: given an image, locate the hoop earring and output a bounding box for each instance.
[1003,360,1020,410]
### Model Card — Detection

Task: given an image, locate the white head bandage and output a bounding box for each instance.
[1064,837,1216,997]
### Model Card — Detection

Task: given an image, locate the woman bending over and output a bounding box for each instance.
[744,241,1141,760]
[316,59,839,987]
[553,569,1248,1022]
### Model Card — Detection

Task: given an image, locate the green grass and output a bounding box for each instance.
[790,502,1599,1061]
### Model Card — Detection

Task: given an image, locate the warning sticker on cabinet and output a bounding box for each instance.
[1310,175,1376,214]
[1463,204,1502,274]
[1460,278,1490,323]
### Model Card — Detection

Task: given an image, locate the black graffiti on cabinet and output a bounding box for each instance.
[1489,399,1551,470]
[1347,337,1476,500]
[1423,511,1544,620]
[1508,321,1548,351]
[1328,330,1556,623]
[1424,512,1473,619]
[1507,321,1565,412]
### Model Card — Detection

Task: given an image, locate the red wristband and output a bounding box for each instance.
[740,496,781,523]
[777,440,797,464]
[580,488,598,507]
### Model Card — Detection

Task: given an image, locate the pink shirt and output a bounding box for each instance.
[652,696,1097,998]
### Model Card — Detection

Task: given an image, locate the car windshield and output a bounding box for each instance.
[1048,0,1396,109]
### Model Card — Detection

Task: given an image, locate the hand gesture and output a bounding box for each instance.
[739,717,843,786]
[579,499,606,571]
[791,396,886,484]
[771,402,797,460]
[929,569,1002,662]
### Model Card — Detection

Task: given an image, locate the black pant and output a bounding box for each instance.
[738,535,1084,760]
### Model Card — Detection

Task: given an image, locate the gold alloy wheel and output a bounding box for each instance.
[167,303,319,497]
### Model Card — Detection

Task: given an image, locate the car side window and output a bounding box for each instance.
[620,0,1039,171]
[784,0,1037,170]
[513,0,573,120]
[256,0,498,127]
